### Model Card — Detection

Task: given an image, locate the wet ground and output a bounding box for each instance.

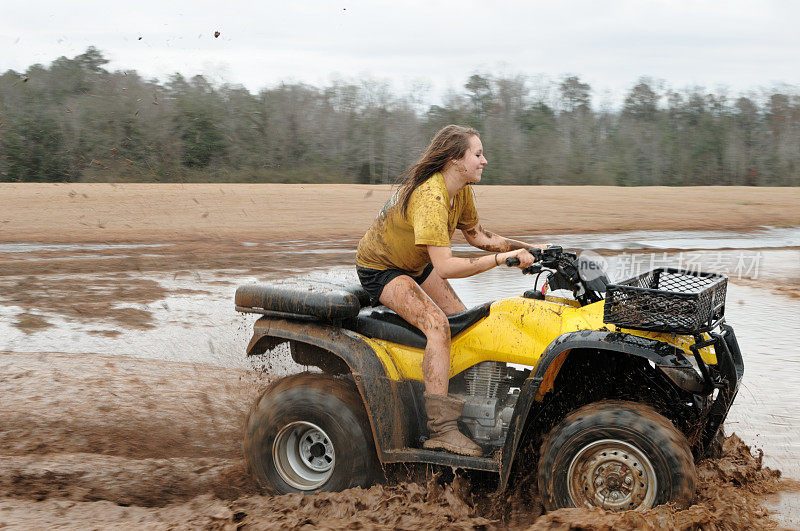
[1,226,799,528]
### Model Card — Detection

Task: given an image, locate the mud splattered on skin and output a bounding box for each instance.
[0,352,792,529]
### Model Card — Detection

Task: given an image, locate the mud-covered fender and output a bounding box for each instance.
[498,329,692,491]
[246,316,417,463]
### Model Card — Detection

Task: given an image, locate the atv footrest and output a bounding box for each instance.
[382,448,500,472]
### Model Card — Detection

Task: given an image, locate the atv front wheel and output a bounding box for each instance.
[537,400,696,511]
[244,372,379,494]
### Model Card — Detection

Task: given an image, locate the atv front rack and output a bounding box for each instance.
[604,268,727,334]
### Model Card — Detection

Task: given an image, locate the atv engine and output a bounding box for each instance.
[455,361,525,446]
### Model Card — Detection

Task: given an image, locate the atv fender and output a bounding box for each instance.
[246,316,416,462]
[498,329,695,491]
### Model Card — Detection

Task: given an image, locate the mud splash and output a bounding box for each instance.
[218,434,791,530]
[2,435,788,529]
[0,352,793,529]
[523,434,791,530]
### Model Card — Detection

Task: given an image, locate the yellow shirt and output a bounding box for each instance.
[356,173,479,275]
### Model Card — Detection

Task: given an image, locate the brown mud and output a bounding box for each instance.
[0,352,794,529]
[0,268,213,335]
[2,275,170,332]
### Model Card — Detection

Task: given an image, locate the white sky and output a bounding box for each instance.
[2,0,799,106]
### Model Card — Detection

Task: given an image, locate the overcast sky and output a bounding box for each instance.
[2,0,799,106]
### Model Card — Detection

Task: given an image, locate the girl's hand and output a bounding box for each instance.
[500,248,536,268]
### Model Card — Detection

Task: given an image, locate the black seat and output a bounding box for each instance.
[235,280,370,320]
[343,302,492,349]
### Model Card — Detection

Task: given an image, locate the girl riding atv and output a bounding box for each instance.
[356,125,548,457]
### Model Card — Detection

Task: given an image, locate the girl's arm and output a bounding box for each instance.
[461,224,548,252]
[427,245,534,279]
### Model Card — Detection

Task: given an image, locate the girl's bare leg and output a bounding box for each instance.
[379,275,451,395]
[419,269,466,315]
[379,273,482,456]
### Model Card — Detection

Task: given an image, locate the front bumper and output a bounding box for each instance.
[694,323,745,453]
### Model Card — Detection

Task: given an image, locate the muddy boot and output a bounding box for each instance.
[422,393,482,457]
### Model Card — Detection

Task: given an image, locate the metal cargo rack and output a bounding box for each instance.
[603,267,727,334]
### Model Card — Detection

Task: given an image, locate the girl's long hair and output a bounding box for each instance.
[396,125,479,216]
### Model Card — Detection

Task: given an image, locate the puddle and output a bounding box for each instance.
[765,490,800,528]
[0,271,257,370]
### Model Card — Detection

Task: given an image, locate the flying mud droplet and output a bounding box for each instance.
[214,31,220,38]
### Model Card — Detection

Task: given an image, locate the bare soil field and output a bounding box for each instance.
[1,184,799,528]
[2,183,800,243]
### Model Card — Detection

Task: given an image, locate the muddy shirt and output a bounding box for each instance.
[356,173,479,275]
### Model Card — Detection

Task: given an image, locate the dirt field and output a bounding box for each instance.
[2,183,799,529]
[2,183,800,243]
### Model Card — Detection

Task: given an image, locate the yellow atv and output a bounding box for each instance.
[236,246,743,511]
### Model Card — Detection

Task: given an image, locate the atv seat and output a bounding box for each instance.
[235,280,370,321]
[343,302,492,350]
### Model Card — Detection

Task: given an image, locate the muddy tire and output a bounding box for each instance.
[537,400,696,511]
[244,372,379,494]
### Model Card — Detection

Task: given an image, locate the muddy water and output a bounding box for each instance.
[1,228,799,527]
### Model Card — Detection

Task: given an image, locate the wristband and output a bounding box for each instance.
[494,253,500,266]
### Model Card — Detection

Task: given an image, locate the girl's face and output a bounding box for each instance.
[453,135,488,184]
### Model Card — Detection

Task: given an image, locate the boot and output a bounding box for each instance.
[422,393,482,457]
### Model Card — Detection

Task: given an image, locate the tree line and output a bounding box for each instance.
[1,47,799,186]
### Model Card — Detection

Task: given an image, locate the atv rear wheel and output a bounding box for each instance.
[537,400,696,511]
[244,372,379,494]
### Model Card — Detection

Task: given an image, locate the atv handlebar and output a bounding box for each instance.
[503,245,604,306]
[505,250,539,267]
[505,246,563,272]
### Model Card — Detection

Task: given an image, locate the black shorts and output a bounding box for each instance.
[356,263,435,306]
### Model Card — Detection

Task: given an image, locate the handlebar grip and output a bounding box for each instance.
[508,248,542,267]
